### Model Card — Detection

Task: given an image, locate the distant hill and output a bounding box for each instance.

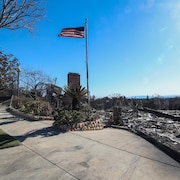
[128,95,180,99]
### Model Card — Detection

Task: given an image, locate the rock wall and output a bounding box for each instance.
[54,119,104,131]
[7,107,54,121]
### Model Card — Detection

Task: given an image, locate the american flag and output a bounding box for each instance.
[59,27,84,38]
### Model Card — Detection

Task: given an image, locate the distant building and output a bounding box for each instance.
[68,72,80,88]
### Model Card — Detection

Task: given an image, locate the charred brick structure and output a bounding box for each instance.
[68,73,80,88]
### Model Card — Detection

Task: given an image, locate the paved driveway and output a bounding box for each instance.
[0,105,180,180]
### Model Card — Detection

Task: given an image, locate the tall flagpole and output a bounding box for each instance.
[85,18,90,105]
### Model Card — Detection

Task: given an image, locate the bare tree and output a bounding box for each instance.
[0,0,45,32]
[21,69,53,100]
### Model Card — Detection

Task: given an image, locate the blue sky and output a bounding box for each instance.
[1,0,180,98]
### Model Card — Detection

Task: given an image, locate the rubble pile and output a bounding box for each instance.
[118,109,180,161]
[159,110,180,117]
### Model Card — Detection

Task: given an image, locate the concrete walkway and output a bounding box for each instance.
[0,105,180,180]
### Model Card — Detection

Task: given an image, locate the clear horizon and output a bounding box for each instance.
[1,0,180,98]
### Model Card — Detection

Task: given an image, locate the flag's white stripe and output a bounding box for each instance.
[60,32,84,38]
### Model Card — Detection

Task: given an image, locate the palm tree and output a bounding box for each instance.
[63,85,87,110]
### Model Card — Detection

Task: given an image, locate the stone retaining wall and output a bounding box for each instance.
[54,119,104,131]
[7,107,54,121]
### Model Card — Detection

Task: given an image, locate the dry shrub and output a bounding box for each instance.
[12,97,53,116]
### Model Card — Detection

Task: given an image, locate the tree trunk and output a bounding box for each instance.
[72,98,80,110]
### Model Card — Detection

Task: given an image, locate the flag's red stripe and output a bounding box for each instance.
[59,27,84,38]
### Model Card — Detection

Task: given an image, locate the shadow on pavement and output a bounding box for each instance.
[14,126,64,142]
[1,116,16,119]
[0,120,18,126]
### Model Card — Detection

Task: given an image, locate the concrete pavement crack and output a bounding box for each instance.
[21,143,80,180]
[70,132,180,168]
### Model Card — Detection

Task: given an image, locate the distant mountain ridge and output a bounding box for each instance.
[128,95,180,99]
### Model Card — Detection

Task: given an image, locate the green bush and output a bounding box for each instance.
[90,112,100,121]
[53,108,86,126]
[81,103,100,121]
